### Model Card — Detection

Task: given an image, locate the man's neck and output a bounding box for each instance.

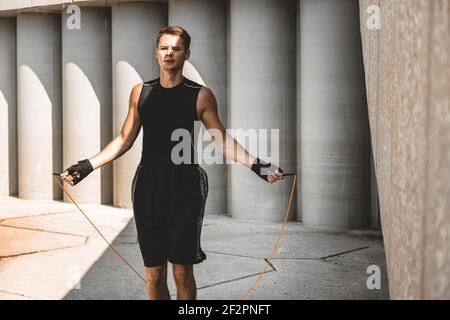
[159,71,184,88]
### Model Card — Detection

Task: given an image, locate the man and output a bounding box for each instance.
[61,26,285,300]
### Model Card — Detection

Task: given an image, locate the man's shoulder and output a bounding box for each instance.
[131,79,158,101]
[143,78,160,87]
[182,77,203,89]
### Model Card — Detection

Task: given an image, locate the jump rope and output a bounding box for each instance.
[53,170,297,299]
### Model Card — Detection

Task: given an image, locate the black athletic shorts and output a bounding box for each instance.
[131,162,208,268]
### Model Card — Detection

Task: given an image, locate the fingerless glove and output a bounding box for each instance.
[66,159,93,185]
[250,157,283,182]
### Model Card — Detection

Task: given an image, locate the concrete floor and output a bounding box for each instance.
[0,195,389,300]
[65,216,390,300]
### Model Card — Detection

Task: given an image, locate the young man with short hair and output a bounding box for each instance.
[61,26,285,300]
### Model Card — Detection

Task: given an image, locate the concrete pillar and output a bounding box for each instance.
[111,1,167,208]
[0,18,17,196]
[62,7,112,204]
[169,0,227,215]
[300,0,371,229]
[16,13,62,200]
[229,0,297,222]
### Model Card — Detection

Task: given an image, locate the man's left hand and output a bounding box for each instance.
[251,157,286,183]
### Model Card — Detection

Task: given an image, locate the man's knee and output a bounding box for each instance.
[146,264,167,288]
[172,264,194,287]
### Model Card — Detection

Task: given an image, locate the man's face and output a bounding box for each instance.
[156,34,190,72]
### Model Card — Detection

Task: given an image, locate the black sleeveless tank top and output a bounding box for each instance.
[137,77,203,169]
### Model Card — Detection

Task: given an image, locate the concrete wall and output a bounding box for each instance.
[359,0,450,299]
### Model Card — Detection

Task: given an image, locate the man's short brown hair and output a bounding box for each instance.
[156,26,191,51]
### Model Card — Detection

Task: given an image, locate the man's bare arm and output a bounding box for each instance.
[197,87,255,169]
[88,83,143,170]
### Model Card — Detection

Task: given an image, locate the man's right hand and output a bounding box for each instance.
[61,159,93,186]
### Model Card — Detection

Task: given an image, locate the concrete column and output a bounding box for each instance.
[62,7,112,204]
[111,1,167,208]
[16,13,62,200]
[0,18,17,196]
[169,0,227,215]
[300,0,371,229]
[229,0,297,222]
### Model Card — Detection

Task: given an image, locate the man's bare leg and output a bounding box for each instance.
[146,261,171,300]
[172,263,196,300]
